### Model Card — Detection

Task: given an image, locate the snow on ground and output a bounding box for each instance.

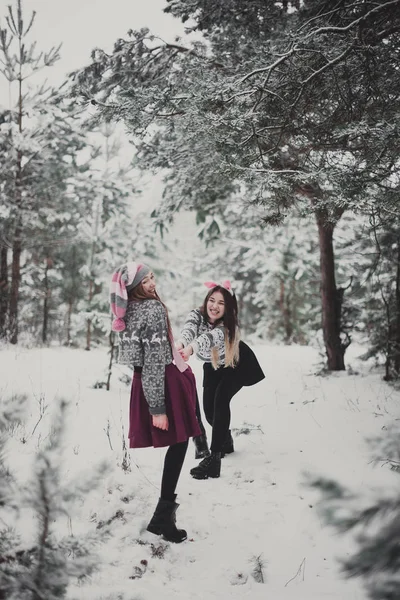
[1,341,399,600]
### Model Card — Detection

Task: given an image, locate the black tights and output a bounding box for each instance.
[195,391,206,437]
[160,440,188,501]
[203,366,242,453]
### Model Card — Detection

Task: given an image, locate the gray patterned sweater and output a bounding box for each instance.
[117,299,172,415]
[178,309,226,365]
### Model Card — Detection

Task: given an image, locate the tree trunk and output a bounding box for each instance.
[9,227,22,345]
[394,235,400,375]
[10,46,24,345]
[106,328,116,391]
[0,246,8,337]
[86,278,93,351]
[65,298,73,346]
[316,212,345,370]
[280,279,293,343]
[86,319,92,351]
[42,258,50,344]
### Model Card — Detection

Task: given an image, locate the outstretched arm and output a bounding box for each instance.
[177,309,203,348]
[181,327,225,363]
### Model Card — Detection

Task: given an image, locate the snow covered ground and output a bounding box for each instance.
[1,341,399,600]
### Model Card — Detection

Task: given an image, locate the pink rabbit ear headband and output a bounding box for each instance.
[204,280,234,296]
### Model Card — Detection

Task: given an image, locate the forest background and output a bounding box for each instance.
[1,2,400,599]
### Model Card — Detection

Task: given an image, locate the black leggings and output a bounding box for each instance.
[195,391,206,437]
[203,366,243,453]
[160,440,189,501]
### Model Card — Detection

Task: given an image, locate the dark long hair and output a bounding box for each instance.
[200,286,240,368]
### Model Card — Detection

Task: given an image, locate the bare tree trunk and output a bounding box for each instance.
[106,328,116,391]
[9,225,22,345]
[316,212,345,370]
[86,277,93,351]
[394,236,400,375]
[280,279,293,343]
[42,257,51,344]
[382,286,393,381]
[0,246,8,337]
[65,298,73,346]
[279,278,285,330]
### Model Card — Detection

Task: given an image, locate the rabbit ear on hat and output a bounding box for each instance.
[204,279,234,295]
[204,281,219,290]
[221,280,233,294]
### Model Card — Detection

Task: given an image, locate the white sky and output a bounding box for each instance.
[4,0,186,87]
[0,0,196,231]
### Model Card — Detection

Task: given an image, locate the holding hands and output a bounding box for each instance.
[175,340,193,362]
[179,345,193,362]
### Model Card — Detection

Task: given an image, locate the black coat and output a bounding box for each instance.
[235,341,265,386]
[203,341,265,388]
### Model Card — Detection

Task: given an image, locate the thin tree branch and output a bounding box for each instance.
[302,0,400,41]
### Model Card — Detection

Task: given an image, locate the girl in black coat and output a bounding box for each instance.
[176,281,265,480]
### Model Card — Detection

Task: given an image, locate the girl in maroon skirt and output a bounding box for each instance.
[110,261,201,543]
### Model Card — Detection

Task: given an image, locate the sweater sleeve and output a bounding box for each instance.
[178,309,202,347]
[191,326,225,363]
[141,301,170,415]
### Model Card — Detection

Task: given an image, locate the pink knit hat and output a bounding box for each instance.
[110,262,151,331]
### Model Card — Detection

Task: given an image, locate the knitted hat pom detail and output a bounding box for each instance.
[112,318,126,332]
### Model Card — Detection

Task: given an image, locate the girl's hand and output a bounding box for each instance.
[152,414,169,430]
[179,345,193,361]
[175,341,184,351]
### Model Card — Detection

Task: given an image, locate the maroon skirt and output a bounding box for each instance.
[128,363,202,448]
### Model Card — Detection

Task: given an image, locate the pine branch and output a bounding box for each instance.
[302,0,400,41]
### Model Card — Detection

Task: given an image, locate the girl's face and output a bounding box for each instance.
[141,272,156,295]
[207,291,225,323]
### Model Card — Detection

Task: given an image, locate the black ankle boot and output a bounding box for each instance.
[147,496,187,543]
[193,434,211,459]
[221,430,234,458]
[190,452,221,479]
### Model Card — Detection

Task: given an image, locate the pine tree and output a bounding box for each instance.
[0,0,62,343]
[0,398,109,599]
[310,421,400,600]
[73,1,400,370]
[346,208,400,379]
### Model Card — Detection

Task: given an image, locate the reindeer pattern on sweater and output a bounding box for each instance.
[118,299,173,415]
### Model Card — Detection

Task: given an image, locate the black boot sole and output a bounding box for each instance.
[190,470,220,480]
[147,524,187,543]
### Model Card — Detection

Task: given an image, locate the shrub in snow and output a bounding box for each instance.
[0,397,109,599]
[310,424,400,600]
[250,553,266,583]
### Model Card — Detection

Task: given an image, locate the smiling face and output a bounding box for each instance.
[141,272,156,296]
[206,291,225,323]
